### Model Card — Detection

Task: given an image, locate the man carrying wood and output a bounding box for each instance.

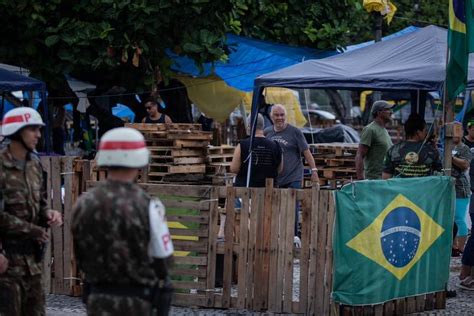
[0,107,63,316]
[356,100,394,180]
[72,127,174,316]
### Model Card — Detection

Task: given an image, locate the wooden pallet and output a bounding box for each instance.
[310,143,358,157]
[153,156,205,165]
[321,167,356,179]
[206,154,234,163]
[149,163,206,174]
[206,163,231,175]
[207,146,235,155]
[146,139,209,148]
[149,147,205,158]
[147,173,206,183]
[126,123,202,131]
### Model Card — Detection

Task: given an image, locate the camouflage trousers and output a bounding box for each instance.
[0,274,45,316]
[87,293,153,316]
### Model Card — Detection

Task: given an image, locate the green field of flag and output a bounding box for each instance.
[332,176,455,305]
[447,0,474,100]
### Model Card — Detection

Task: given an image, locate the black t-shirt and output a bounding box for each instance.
[234,137,282,187]
[383,141,442,178]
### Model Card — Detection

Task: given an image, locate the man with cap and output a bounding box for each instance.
[0,107,63,315]
[356,100,393,180]
[72,127,174,316]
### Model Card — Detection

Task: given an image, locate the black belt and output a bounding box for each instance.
[90,284,154,301]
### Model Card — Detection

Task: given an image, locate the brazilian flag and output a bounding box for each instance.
[333,177,454,305]
[447,0,474,101]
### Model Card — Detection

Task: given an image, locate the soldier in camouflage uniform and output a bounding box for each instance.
[0,107,63,316]
[72,127,173,316]
[383,114,442,179]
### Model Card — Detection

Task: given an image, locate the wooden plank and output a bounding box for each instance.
[170,228,209,237]
[307,186,320,316]
[175,140,209,148]
[173,293,207,306]
[172,157,205,164]
[273,189,288,313]
[61,157,75,295]
[415,294,425,312]
[236,188,250,309]
[282,189,296,313]
[253,187,266,311]
[205,188,219,307]
[314,190,328,314]
[162,199,210,210]
[374,304,384,316]
[406,297,416,314]
[174,256,208,266]
[395,298,406,315]
[259,179,273,310]
[51,157,64,294]
[173,280,207,290]
[267,189,281,312]
[435,291,446,309]
[40,157,52,293]
[140,183,212,197]
[424,293,435,310]
[167,215,209,224]
[222,187,235,308]
[384,300,395,315]
[298,189,312,313]
[173,240,208,253]
[171,268,207,278]
[323,190,335,315]
[246,188,259,310]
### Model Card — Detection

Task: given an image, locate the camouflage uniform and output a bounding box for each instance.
[0,147,49,316]
[72,180,168,316]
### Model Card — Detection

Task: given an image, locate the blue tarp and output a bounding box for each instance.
[169,34,337,92]
[0,67,50,151]
[0,68,45,92]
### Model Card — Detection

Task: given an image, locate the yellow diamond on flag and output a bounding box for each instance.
[346,194,444,280]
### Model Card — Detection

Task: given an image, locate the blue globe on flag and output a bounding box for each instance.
[380,207,421,268]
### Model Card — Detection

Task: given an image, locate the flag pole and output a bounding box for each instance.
[443,46,453,177]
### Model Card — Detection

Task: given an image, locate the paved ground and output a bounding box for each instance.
[46,258,474,316]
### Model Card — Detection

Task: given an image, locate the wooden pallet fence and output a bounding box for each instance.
[46,163,448,314]
[211,181,335,314]
[40,156,83,296]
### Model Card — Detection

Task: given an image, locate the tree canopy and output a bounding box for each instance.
[0,0,449,94]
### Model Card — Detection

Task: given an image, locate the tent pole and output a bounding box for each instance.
[417,89,420,113]
[303,89,315,145]
[246,87,263,188]
[443,47,453,176]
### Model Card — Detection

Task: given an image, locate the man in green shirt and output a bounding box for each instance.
[356,100,393,180]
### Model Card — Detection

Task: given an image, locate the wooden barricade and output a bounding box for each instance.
[40,156,84,296]
[42,160,448,314]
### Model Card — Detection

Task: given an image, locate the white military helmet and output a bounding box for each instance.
[2,107,45,136]
[96,127,150,168]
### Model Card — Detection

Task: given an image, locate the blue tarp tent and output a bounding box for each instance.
[169,34,337,92]
[0,68,50,151]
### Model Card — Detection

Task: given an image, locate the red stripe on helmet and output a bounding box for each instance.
[3,115,26,124]
[99,140,146,150]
